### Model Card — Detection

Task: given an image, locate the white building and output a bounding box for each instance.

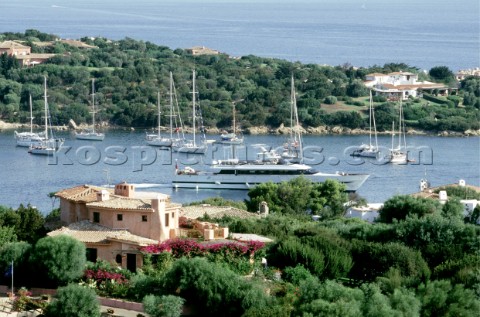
[364,71,452,100]
[345,203,383,222]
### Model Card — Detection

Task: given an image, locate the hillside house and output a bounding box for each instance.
[411,179,480,223]
[50,182,181,271]
[185,46,220,56]
[0,40,55,66]
[364,71,452,100]
[0,40,31,56]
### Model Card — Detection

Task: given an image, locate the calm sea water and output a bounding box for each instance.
[1,0,478,70]
[0,130,479,214]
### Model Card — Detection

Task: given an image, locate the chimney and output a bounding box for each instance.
[114,182,135,198]
[96,189,110,201]
[151,195,165,212]
[458,179,466,187]
[439,190,448,202]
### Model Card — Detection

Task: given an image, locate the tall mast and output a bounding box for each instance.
[292,76,302,161]
[232,102,236,135]
[157,91,161,138]
[169,72,173,139]
[398,99,402,150]
[44,76,48,139]
[192,69,196,147]
[290,74,295,142]
[29,94,33,134]
[91,79,96,133]
[372,93,378,150]
[369,90,372,147]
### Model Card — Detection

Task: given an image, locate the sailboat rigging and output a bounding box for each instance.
[75,79,105,141]
[172,70,208,154]
[28,76,64,155]
[351,90,379,158]
[14,94,46,147]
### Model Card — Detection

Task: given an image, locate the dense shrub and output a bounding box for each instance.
[143,294,185,317]
[44,284,100,317]
[30,235,86,286]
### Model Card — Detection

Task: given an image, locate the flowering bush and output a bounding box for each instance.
[141,239,266,274]
[12,287,48,312]
[141,238,265,258]
[81,260,131,297]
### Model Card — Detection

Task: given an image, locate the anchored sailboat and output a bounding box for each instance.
[217,101,244,145]
[146,91,172,147]
[351,90,379,158]
[75,79,105,141]
[281,75,303,163]
[28,77,64,155]
[15,94,46,147]
[172,70,208,154]
[386,98,409,164]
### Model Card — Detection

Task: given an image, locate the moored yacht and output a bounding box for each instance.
[173,158,369,191]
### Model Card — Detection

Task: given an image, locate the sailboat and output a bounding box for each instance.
[172,70,208,154]
[217,101,244,145]
[146,73,183,147]
[145,92,172,147]
[281,75,302,163]
[75,79,105,141]
[14,94,46,147]
[28,77,64,155]
[386,98,408,164]
[351,90,379,158]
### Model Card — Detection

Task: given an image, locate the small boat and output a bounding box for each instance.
[29,77,64,155]
[351,90,379,158]
[172,70,208,154]
[75,79,105,141]
[15,94,46,147]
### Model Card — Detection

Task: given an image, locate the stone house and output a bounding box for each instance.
[49,182,181,271]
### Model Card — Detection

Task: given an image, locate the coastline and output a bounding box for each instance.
[2,120,479,137]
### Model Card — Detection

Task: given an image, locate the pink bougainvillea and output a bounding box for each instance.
[140,238,265,258]
[84,269,128,284]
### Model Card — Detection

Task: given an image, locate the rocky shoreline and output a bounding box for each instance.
[1,120,479,137]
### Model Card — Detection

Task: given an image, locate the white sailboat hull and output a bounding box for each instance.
[15,132,46,147]
[173,143,207,154]
[75,132,105,141]
[146,134,173,147]
[28,139,64,156]
[351,144,379,158]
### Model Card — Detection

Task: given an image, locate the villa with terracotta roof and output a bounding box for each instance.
[50,182,181,272]
[185,46,220,56]
[364,71,454,100]
[0,40,56,66]
[0,40,31,56]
